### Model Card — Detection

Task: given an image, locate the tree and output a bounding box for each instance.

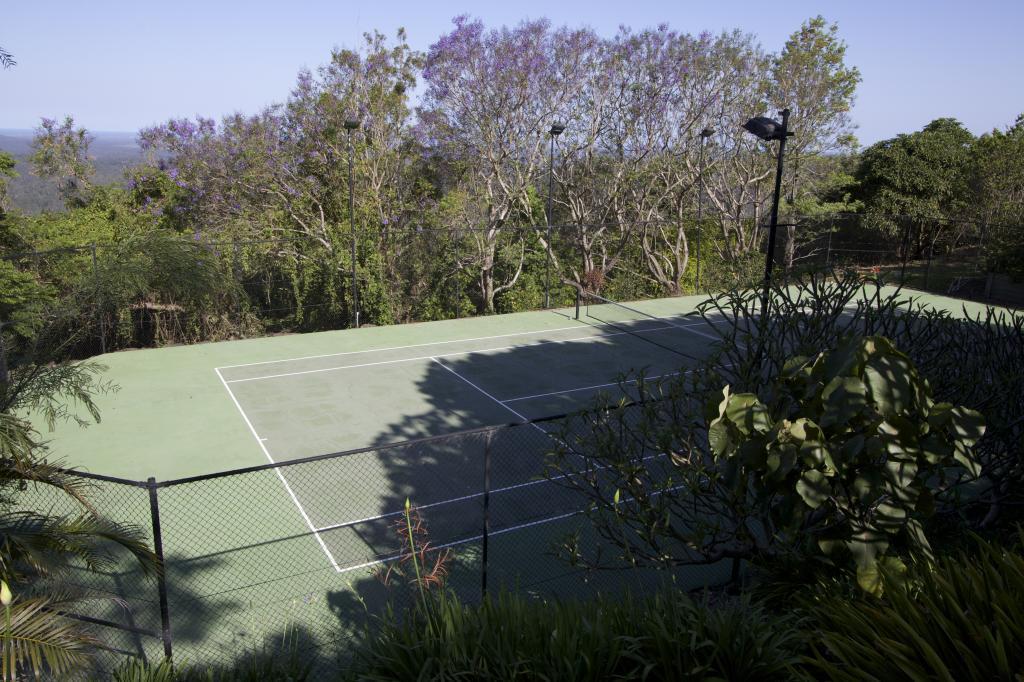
[769,15,860,269]
[29,117,96,206]
[0,263,156,676]
[854,118,975,256]
[0,152,17,213]
[0,46,13,69]
[421,16,592,312]
[969,115,1024,276]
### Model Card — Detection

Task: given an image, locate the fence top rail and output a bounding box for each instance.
[40,405,585,490]
[155,408,585,488]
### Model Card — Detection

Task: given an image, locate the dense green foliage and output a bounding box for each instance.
[806,535,1024,681]
[0,218,158,676]
[548,273,1024,578]
[2,16,1020,353]
[349,590,802,681]
[707,336,984,594]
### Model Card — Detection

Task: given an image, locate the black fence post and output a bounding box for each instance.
[574,287,581,321]
[824,224,833,269]
[899,219,911,284]
[231,239,242,322]
[147,478,173,660]
[91,243,106,354]
[924,237,934,291]
[454,229,462,320]
[695,223,702,293]
[481,432,492,600]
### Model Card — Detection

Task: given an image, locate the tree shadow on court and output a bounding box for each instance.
[325,310,728,631]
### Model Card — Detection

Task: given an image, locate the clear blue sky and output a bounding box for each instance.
[2,0,1022,145]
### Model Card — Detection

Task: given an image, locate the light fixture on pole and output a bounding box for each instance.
[544,122,565,309]
[344,118,361,328]
[695,127,714,292]
[742,108,792,336]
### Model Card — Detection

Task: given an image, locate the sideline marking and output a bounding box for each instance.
[214,367,342,572]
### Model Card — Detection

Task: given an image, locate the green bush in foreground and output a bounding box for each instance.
[347,589,802,681]
[805,535,1024,681]
[110,635,313,682]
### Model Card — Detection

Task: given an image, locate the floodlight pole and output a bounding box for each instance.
[696,128,714,292]
[759,108,791,335]
[545,123,565,308]
[345,119,360,328]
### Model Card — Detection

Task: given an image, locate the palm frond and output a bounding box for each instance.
[0,595,97,680]
[0,512,156,582]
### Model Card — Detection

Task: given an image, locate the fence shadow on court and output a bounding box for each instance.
[317,308,734,646]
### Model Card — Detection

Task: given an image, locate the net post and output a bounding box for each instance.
[574,287,581,321]
[481,431,492,600]
[147,477,173,660]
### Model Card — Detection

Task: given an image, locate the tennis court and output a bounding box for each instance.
[34,285,1007,667]
[35,293,730,665]
[210,294,720,576]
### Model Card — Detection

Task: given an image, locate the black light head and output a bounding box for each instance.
[742,116,784,141]
[699,127,715,138]
[343,119,361,131]
[549,123,566,136]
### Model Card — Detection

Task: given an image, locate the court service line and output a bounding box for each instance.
[431,358,533,424]
[214,368,343,573]
[225,321,706,384]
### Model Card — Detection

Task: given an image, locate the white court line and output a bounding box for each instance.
[336,510,582,575]
[335,483,687,575]
[434,356,561,440]
[225,321,712,384]
[214,368,343,572]
[431,358,533,423]
[314,452,666,534]
[501,372,681,403]
[216,322,592,370]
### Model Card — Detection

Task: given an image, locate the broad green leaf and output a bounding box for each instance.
[864,353,917,416]
[796,469,830,509]
[952,443,982,478]
[874,501,906,530]
[948,406,986,445]
[820,376,868,428]
[708,420,733,457]
[847,524,889,571]
[853,472,882,504]
[857,560,885,596]
[725,393,770,435]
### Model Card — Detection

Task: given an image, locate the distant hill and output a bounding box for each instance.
[0,129,144,214]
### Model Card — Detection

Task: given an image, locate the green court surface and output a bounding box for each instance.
[27,287,1012,668]
[39,295,717,481]
[32,294,732,666]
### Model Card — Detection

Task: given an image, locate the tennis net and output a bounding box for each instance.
[581,293,712,361]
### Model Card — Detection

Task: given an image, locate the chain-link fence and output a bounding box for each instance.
[19,404,730,677]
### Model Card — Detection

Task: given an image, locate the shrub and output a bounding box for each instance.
[348,589,803,681]
[804,535,1024,681]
